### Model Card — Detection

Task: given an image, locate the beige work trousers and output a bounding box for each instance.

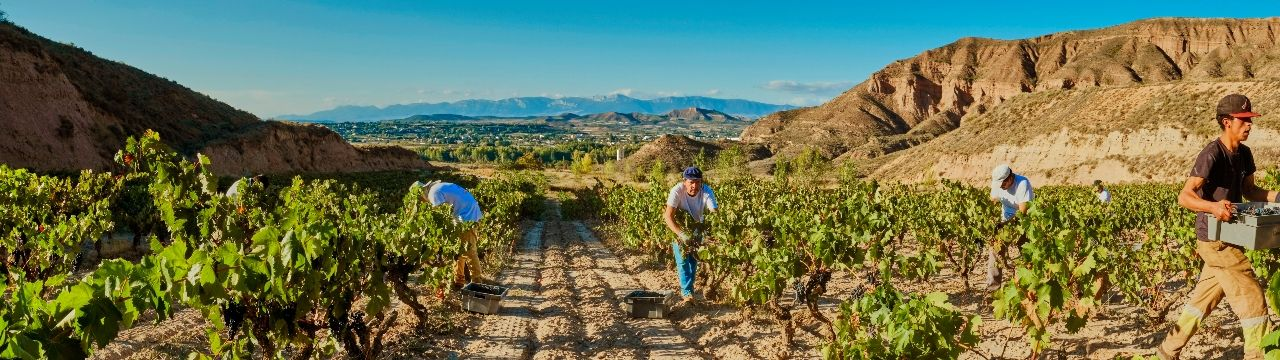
[1159,240,1269,360]
[454,229,485,285]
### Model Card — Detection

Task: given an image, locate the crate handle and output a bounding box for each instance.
[1214,217,1222,241]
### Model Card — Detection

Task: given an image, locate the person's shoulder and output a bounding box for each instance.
[1015,174,1032,187]
[1197,139,1223,158]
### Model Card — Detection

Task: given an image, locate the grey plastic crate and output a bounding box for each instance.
[1208,202,1280,250]
[623,290,672,318]
[460,283,509,315]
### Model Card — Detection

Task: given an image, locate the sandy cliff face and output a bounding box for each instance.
[0,41,119,170]
[742,18,1280,163]
[0,22,428,174]
[868,80,1280,185]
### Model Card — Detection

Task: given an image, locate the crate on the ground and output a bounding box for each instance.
[460,282,509,315]
[622,290,672,318]
[1208,202,1280,250]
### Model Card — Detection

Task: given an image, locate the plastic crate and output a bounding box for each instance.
[1208,202,1280,250]
[623,290,672,319]
[460,283,509,315]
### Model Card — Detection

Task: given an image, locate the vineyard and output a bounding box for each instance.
[7,131,1280,359]
[566,169,1280,359]
[0,131,546,359]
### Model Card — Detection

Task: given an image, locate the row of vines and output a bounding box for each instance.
[576,171,1280,359]
[0,130,545,359]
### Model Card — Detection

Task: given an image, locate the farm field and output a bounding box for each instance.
[8,133,1280,359]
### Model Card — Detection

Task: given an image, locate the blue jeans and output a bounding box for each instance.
[672,242,697,297]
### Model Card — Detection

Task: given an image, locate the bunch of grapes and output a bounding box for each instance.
[847,271,879,302]
[1238,206,1280,217]
[792,270,833,304]
[222,301,248,338]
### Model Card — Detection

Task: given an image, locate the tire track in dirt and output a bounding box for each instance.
[457,221,545,359]
[528,219,591,359]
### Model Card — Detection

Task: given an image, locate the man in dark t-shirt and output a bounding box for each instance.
[1158,94,1279,360]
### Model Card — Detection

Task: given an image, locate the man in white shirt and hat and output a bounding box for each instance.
[988,164,1033,291]
[412,180,485,287]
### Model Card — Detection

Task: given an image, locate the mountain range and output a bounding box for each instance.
[394,107,748,124]
[281,95,792,122]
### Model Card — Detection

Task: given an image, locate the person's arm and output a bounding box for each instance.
[663,205,687,240]
[704,186,719,214]
[663,186,689,241]
[1243,175,1279,202]
[1178,177,1234,221]
[1014,180,1032,215]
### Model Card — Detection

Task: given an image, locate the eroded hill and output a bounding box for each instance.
[0,21,428,175]
[742,17,1280,178]
[868,80,1280,184]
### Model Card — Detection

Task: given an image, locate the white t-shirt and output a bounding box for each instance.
[666,182,718,222]
[422,182,483,223]
[990,174,1033,220]
[225,178,247,197]
[1097,189,1111,203]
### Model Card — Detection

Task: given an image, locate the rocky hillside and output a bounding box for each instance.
[867,80,1280,184]
[743,18,1280,165]
[623,134,771,172]
[0,21,428,175]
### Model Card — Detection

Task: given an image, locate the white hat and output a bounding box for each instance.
[991,164,1012,189]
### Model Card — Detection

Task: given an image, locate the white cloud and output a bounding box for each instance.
[761,80,853,95]
[608,88,682,99]
[785,96,829,107]
[706,89,721,96]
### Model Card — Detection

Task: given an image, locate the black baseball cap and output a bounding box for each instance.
[1217,94,1261,118]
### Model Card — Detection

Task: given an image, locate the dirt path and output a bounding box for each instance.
[91,308,208,360]
[456,221,544,358]
[454,203,705,359]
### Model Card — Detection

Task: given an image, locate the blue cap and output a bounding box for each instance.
[683,166,703,180]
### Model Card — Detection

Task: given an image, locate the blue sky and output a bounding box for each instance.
[4,1,1279,117]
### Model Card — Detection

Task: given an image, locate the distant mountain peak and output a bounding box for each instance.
[665,107,743,122]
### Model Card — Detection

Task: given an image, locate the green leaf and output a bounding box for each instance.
[1073,254,1097,278]
[365,280,392,316]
